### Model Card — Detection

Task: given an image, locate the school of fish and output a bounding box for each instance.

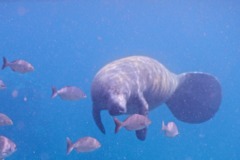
[0,56,183,159]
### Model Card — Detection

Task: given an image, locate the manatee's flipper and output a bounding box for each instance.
[135,92,149,141]
[92,106,106,134]
[136,128,147,141]
[166,72,222,123]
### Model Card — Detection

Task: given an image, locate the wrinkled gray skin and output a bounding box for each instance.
[91,56,222,140]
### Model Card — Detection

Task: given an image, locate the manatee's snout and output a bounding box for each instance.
[109,105,126,115]
[108,94,127,115]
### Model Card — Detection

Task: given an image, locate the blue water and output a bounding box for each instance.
[0,1,239,160]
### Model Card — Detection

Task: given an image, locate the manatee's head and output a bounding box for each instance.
[108,87,127,115]
[92,85,128,134]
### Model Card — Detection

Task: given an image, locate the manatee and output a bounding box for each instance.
[91,56,222,140]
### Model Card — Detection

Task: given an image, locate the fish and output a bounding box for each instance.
[66,136,101,155]
[0,80,6,89]
[2,57,34,73]
[114,114,151,133]
[0,136,16,160]
[0,113,13,126]
[162,121,179,137]
[51,86,86,100]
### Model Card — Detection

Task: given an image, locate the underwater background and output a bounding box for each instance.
[0,1,239,160]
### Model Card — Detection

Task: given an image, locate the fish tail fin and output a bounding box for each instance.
[2,57,8,70]
[51,86,58,98]
[113,117,122,133]
[161,121,166,131]
[66,137,74,155]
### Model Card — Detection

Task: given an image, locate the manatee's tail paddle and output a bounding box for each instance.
[2,57,8,70]
[92,106,106,134]
[166,72,222,123]
[66,137,74,155]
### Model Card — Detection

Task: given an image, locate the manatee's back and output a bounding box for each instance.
[91,56,178,108]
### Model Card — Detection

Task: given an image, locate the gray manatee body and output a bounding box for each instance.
[91,56,222,140]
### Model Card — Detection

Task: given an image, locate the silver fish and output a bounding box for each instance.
[114,114,151,133]
[2,57,34,73]
[0,113,13,126]
[0,136,16,160]
[0,80,6,89]
[51,86,86,100]
[162,121,179,137]
[66,136,101,155]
